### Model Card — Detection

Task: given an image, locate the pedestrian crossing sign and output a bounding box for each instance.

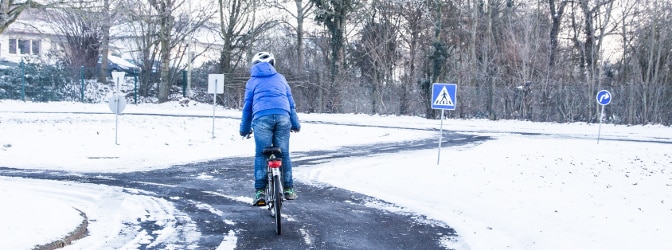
[431,83,457,110]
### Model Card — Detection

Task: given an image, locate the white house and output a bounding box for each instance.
[1,7,221,71]
[0,8,61,64]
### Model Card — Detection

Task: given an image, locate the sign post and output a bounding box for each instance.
[110,71,126,145]
[596,90,612,144]
[431,83,457,165]
[208,74,225,139]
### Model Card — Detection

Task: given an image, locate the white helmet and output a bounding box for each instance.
[251,52,275,66]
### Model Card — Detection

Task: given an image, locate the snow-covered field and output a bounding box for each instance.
[1,100,671,249]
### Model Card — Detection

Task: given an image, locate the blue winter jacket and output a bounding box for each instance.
[239,62,300,135]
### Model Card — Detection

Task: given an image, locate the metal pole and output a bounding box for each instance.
[134,69,138,104]
[437,109,444,165]
[597,105,604,144]
[182,70,187,97]
[115,77,120,145]
[115,98,119,145]
[21,61,25,101]
[212,81,217,139]
[80,66,85,102]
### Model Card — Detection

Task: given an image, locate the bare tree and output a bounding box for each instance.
[121,0,161,97]
[548,0,569,67]
[626,0,672,124]
[218,0,276,74]
[569,0,617,121]
[354,0,401,114]
[215,0,278,109]
[310,0,361,113]
[266,0,314,74]
[97,0,117,83]
[143,0,215,102]
[6,0,670,124]
[47,5,104,71]
[397,0,430,116]
[147,0,176,103]
[0,0,44,34]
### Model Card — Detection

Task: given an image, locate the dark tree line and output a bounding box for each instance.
[3,0,671,125]
[263,0,671,125]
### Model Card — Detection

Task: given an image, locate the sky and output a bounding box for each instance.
[1,100,671,249]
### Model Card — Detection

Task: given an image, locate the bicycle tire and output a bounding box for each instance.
[273,174,282,235]
[265,179,273,215]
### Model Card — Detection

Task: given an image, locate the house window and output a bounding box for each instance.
[18,40,30,54]
[9,39,17,54]
[8,38,41,55]
[32,40,40,55]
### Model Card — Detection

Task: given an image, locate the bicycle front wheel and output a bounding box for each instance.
[273,175,282,235]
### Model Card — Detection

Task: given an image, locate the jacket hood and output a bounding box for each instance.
[250,62,277,77]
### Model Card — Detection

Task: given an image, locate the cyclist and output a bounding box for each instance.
[239,51,301,206]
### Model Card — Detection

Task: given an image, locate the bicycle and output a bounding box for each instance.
[262,146,284,235]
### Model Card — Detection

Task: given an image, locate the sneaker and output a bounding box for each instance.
[283,188,298,200]
[252,189,266,206]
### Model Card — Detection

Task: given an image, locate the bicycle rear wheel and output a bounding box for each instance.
[273,175,282,235]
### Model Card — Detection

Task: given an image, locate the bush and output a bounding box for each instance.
[0,61,76,102]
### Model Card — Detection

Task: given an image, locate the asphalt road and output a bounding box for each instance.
[0,131,490,249]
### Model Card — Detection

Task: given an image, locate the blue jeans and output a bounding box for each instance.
[252,114,293,190]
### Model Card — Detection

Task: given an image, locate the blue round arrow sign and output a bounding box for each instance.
[596,90,612,105]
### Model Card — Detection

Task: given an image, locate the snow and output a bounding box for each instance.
[107,55,141,72]
[1,100,671,249]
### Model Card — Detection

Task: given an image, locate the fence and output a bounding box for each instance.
[1,61,670,125]
[0,61,173,104]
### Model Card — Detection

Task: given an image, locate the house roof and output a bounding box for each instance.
[4,8,60,36]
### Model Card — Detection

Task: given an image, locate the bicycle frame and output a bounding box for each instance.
[263,147,284,235]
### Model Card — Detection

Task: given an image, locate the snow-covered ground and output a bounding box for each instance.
[1,100,671,249]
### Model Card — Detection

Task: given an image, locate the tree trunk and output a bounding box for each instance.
[548,0,568,67]
[98,0,110,83]
[155,1,173,103]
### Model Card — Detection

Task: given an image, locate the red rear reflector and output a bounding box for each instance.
[269,160,282,168]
